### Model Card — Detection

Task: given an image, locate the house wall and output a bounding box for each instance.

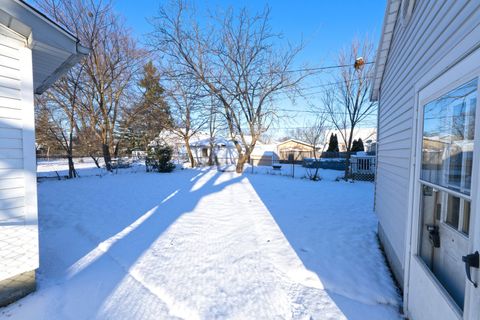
[251,154,275,166]
[277,141,314,160]
[376,0,480,286]
[0,26,38,305]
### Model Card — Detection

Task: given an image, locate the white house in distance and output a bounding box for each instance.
[372,0,480,319]
[0,0,87,306]
[151,130,279,166]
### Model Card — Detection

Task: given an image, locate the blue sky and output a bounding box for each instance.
[115,0,386,66]
[114,0,386,134]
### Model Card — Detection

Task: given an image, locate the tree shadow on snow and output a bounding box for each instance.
[32,168,245,319]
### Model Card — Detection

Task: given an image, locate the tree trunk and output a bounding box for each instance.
[67,154,77,179]
[344,151,351,180]
[114,141,120,158]
[102,143,112,171]
[208,142,215,166]
[184,138,195,168]
[235,154,249,173]
[90,155,101,168]
[312,150,320,181]
[343,128,355,180]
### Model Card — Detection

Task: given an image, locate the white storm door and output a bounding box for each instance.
[411,48,480,320]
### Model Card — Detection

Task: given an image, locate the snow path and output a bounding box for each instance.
[1,168,401,320]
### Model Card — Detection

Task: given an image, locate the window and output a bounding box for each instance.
[445,194,460,229]
[421,79,477,195]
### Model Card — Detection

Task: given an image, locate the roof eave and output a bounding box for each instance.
[35,43,89,94]
[0,0,90,94]
[370,0,401,101]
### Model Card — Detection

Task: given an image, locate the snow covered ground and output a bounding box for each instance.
[36,158,146,179]
[1,165,401,319]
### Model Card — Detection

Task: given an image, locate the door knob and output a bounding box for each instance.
[462,251,479,288]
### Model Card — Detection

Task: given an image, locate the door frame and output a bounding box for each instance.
[404,47,480,320]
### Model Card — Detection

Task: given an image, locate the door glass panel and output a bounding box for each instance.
[421,78,477,195]
[419,186,468,309]
[445,194,460,229]
[462,201,471,235]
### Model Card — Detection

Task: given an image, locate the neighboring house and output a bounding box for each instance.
[372,0,480,319]
[250,143,279,166]
[0,0,87,306]
[276,139,317,161]
[190,137,238,166]
[152,131,276,167]
[190,138,280,167]
[149,130,210,162]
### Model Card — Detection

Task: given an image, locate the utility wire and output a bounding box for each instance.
[159,62,374,82]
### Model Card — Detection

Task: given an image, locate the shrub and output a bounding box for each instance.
[147,145,176,172]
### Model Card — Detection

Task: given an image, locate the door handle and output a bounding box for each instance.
[426,225,440,248]
[462,251,479,288]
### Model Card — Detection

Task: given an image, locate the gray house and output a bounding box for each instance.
[0,0,87,306]
[372,0,480,319]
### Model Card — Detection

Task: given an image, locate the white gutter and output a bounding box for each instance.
[15,0,78,42]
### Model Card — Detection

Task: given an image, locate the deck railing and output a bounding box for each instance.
[350,155,376,180]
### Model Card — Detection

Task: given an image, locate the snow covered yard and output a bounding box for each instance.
[1,167,401,320]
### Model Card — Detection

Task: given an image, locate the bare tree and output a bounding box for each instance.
[206,97,228,166]
[300,115,328,181]
[35,96,78,178]
[150,1,309,173]
[37,0,145,171]
[321,38,376,179]
[164,78,209,168]
[75,126,103,168]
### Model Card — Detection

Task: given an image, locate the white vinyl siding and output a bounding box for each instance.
[0,24,38,282]
[376,0,480,283]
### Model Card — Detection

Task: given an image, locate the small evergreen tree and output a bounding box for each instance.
[357,138,365,152]
[327,133,339,152]
[351,138,365,152]
[121,61,171,153]
[147,145,176,172]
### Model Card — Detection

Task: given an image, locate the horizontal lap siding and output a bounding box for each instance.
[0,27,27,281]
[376,0,480,276]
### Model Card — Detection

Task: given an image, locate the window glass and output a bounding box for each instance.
[445,194,460,229]
[421,79,477,195]
[462,200,471,235]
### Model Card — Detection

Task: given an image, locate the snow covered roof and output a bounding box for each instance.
[190,137,235,148]
[370,0,401,101]
[250,143,277,156]
[149,130,210,147]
